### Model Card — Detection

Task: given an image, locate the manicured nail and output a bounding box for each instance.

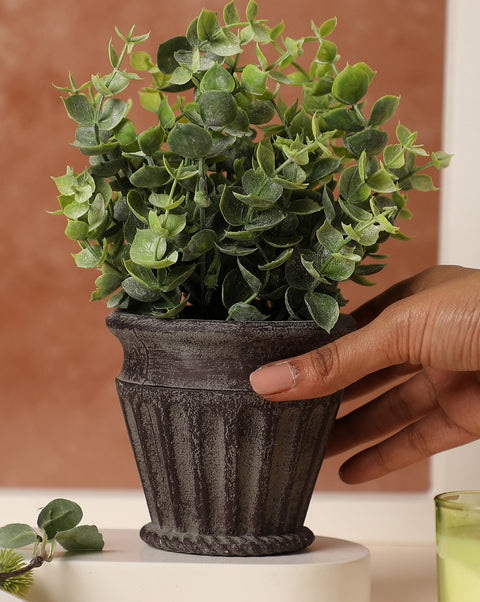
[249,361,297,396]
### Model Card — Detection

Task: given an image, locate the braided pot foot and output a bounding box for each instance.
[140,523,315,557]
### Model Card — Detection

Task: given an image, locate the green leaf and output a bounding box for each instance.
[224,0,240,25]
[321,251,356,281]
[98,98,128,130]
[318,17,337,37]
[344,128,389,157]
[339,165,371,202]
[410,174,438,191]
[368,95,400,126]
[56,525,104,552]
[62,94,95,125]
[197,8,218,41]
[158,98,176,130]
[227,302,268,321]
[241,64,268,96]
[383,144,405,169]
[258,247,293,270]
[65,219,89,240]
[182,229,217,261]
[366,168,398,193]
[304,292,339,332]
[138,124,165,155]
[237,259,261,292]
[72,244,104,268]
[160,263,196,292]
[200,63,235,93]
[151,294,190,318]
[316,220,344,252]
[0,524,39,549]
[91,272,123,301]
[242,169,283,202]
[167,123,213,158]
[220,186,249,226]
[256,139,275,176]
[130,165,170,188]
[37,499,83,540]
[198,90,237,127]
[130,228,167,268]
[168,65,193,86]
[246,0,258,22]
[157,36,191,74]
[332,64,370,105]
[113,119,137,146]
[139,89,163,112]
[122,276,164,302]
[307,157,342,183]
[287,198,321,215]
[130,50,154,71]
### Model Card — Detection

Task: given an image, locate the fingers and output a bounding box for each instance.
[333,369,480,483]
[352,265,469,327]
[327,370,438,457]
[338,408,478,484]
[342,362,422,402]
[250,312,405,401]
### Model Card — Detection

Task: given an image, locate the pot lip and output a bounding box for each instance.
[106,309,356,333]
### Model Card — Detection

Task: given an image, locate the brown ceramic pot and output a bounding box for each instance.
[106,311,354,556]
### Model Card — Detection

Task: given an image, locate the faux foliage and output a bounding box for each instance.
[0,498,104,599]
[52,0,450,331]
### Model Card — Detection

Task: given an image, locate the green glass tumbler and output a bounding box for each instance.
[435,491,480,602]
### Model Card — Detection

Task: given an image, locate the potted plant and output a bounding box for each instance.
[52,0,449,556]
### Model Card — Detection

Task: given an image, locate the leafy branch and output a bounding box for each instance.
[0,499,104,599]
[51,0,451,331]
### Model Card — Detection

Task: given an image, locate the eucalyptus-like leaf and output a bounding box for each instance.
[157,36,191,74]
[130,165,171,188]
[332,64,370,105]
[167,123,213,158]
[98,98,128,130]
[130,228,168,268]
[56,525,104,552]
[0,524,39,549]
[200,63,236,93]
[304,291,339,332]
[368,95,400,127]
[122,277,165,302]
[227,303,268,321]
[37,499,83,540]
[198,91,237,127]
[344,128,389,157]
[138,124,165,155]
[62,94,95,125]
[182,229,217,261]
[258,247,293,270]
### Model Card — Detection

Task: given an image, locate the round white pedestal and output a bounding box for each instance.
[28,530,370,602]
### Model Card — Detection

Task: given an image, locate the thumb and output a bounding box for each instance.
[249,313,404,401]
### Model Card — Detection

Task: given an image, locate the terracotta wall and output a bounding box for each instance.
[0,0,445,490]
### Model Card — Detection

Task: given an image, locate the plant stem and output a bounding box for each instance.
[0,556,44,580]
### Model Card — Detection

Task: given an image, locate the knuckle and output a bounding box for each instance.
[302,343,339,385]
[406,424,432,459]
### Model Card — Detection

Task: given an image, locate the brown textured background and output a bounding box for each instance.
[0,0,445,490]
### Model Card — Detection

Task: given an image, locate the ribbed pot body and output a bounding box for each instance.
[106,311,354,556]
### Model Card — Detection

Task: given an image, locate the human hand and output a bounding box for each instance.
[249,265,480,483]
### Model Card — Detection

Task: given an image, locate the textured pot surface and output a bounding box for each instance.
[107,313,355,556]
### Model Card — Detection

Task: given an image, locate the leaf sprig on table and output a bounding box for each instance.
[0,498,104,599]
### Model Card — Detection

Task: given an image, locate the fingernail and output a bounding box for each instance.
[250,361,297,396]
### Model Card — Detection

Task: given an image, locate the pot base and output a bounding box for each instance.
[140,522,315,556]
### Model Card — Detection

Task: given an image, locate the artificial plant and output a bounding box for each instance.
[52,0,449,331]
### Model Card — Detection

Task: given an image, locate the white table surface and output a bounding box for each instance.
[11,530,438,602]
